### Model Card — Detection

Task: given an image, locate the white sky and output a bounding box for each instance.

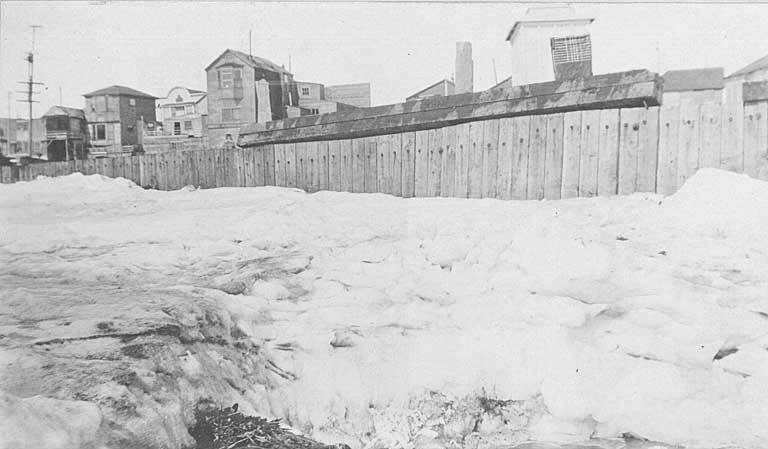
[1,1,767,118]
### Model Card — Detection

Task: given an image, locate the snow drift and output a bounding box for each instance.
[1,169,767,449]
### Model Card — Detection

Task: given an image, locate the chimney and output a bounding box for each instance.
[455,42,473,94]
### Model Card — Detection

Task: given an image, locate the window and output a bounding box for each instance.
[185,105,194,115]
[301,87,310,96]
[95,124,106,140]
[218,67,242,89]
[129,98,136,106]
[172,106,185,117]
[310,108,320,115]
[221,107,240,122]
[173,122,181,135]
[550,35,592,64]
[47,116,68,131]
[184,121,193,130]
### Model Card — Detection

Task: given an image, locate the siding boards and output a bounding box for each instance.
[597,109,620,196]
[618,108,642,195]
[656,105,680,195]
[352,138,366,193]
[263,144,275,186]
[677,103,700,189]
[318,141,329,191]
[340,140,354,192]
[440,125,457,198]
[414,130,430,197]
[481,119,500,198]
[467,121,485,199]
[328,140,342,191]
[699,102,722,169]
[496,118,515,200]
[453,123,471,198]
[364,137,378,193]
[295,142,309,191]
[284,143,297,188]
[401,132,416,198]
[427,127,443,197]
[377,134,392,194]
[527,114,548,200]
[390,133,403,197]
[510,116,530,200]
[561,111,582,199]
[544,113,564,200]
[274,144,287,187]
[637,107,659,193]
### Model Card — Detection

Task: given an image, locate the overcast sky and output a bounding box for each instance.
[1,1,767,118]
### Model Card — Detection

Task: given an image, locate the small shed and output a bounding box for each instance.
[661,67,724,105]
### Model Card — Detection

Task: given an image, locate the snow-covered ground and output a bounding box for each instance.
[1,169,767,449]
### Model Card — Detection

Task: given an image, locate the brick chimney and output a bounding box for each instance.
[455,42,473,94]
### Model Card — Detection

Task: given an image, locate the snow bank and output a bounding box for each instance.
[2,171,768,449]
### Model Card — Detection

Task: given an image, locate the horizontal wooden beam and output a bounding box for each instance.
[239,69,662,147]
[743,81,768,103]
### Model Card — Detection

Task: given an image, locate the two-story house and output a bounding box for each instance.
[154,87,208,137]
[205,49,299,148]
[83,85,157,155]
[295,81,369,115]
[43,106,88,161]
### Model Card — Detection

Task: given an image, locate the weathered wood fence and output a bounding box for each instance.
[2,71,767,200]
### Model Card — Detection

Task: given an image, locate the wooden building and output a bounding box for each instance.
[205,49,299,148]
[406,79,455,102]
[661,67,724,106]
[154,87,208,137]
[83,85,157,156]
[42,106,88,161]
[505,6,594,85]
[295,81,365,116]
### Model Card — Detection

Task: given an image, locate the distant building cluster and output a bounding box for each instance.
[2,9,767,164]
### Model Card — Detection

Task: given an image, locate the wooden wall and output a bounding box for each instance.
[3,102,768,200]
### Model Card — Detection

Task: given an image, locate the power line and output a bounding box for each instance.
[16,25,44,159]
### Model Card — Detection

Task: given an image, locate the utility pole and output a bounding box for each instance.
[16,25,44,160]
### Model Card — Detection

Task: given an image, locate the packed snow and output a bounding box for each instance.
[1,169,767,449]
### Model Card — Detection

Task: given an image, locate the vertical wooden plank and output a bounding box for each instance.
[187,151,198,187]
[481,120,500,198]
[262,144,275,186]
[544,113,564,200]
[364,137,378,193]
[527,115,548,200]
[453,123,471,198]
[294,142,306,190]
[253,146,265,187]
[744,103,760,178]
[274,144,287,187]
[636,107,660,193]
[597,109,620,196]
[656,105,680,195]
[318,141,329,191]
[467,121,484,199]
[243,147,255,187]
[561,111,582,198]
[699,102,722,169]
[284,143,297,188]
[618,108,642,195]
[720,107,742,172]
[340,140,354,192]
[388,134,402,197]
[414,130,430,197]
[132,155,142,185]
[401,133,416,198]
[677,103,700,189]
[352,138,366,193]
[376,134,392,194]
[496,118,515,200]
[309,141,321,192]
[427,127,443,197]
[509,116,531,200]
[328,140,342,191]
[198,151,211,189]
[440,125,457,197]
[236,148,247,187]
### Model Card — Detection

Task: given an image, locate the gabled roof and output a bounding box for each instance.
[205,49,291,75]
[43,105,86,119]
[188,88,206,95]
[406,79,455,101]
[662,67,724,92]
[726,54,768,79]
[83,85,157,99]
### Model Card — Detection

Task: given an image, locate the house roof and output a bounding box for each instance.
[83,85,157,99]
[506,17,594,42]
[43,105,86,119]
[662,67,724,92]
[726,54,768,79]
[406,79,455,101]
[205,49,291,75]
